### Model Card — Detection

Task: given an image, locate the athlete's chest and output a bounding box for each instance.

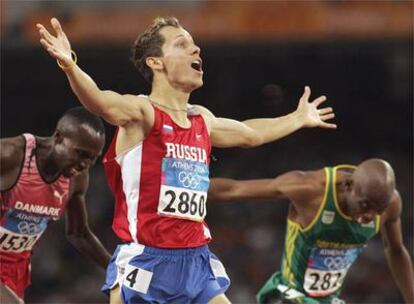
[288,197,322,229]
[0,175,70,253]
[2,173,70,219]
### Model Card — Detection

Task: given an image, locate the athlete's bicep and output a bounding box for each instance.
[193,105,256,148]
[96,93,153,127]
[210,117,259,148]
[208,171,315,203]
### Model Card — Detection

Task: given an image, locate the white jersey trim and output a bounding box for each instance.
[117,144,143,243]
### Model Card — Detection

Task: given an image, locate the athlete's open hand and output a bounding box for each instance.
[295,86,337,129]
[36,18,73,67]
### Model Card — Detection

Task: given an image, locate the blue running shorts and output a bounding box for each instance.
[102,243,230,304]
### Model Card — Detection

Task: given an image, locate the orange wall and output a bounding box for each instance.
[18,1,414,44]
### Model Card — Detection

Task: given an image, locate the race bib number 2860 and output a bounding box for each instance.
[159,187,206,221]
[158,158,209,222]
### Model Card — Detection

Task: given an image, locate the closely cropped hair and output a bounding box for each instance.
[131,17,181,83]
[57,107,105,135]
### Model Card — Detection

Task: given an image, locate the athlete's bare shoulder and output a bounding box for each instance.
[0,135,25,191]
[123,94,153,113]
[0,136,25,164]
[298,169,326,190]
[118,94,154,127]
[188,104,212,130]
[276,169,325,206]
[189,104,212,116]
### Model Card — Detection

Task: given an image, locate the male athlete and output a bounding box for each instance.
[37,17,336,303]
[208,159,414,303]
[0,107,111,303]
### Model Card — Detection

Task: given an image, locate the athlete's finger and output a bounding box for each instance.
[313,95,327,107]
[40,38,53,50]
[320,113,335,121]
[300,86,311,102]
[38,28,55,44]
[36,23,47,31]
[51,18,65,37]
[318,107,333,115]
[40,39,62,59]
[321,121,337,129]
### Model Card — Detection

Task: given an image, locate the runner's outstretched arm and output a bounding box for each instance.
[195,87,335,148]
[208,171,319,204]
[37,18,148,127]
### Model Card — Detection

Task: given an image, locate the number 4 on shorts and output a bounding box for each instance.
[122,263,153,294]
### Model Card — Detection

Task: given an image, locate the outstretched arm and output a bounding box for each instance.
[197,86,336,148]
[381,191,414,303]
[65,172,111,268]
[36,18,149,127]
[208,170,318,204]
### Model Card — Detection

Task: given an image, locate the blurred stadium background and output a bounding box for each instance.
[1,1,412,303]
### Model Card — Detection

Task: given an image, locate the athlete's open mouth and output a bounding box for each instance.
[191,59,202,72]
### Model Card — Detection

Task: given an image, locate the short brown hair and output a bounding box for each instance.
[131,17,181,83]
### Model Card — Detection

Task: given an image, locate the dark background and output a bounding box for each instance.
[1,1,413,303]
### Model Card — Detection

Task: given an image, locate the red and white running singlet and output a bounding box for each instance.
[0,134,70,262]
[103,105,212,248]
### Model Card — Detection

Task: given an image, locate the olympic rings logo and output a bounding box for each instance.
[17,221,39,234]
[178,171,201,189]
[323,257,346,270]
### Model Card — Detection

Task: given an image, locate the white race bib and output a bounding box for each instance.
[0,209,47,253]
[0,226,42,253]
[157,158,209,221]
[304,246,362,297]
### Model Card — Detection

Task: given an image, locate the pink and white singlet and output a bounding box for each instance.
[0,134,70,262]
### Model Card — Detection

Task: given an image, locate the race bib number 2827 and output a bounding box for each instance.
[304,246,362,297]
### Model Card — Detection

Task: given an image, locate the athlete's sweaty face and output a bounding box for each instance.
[157,26,203,92]
[56,126,105,178]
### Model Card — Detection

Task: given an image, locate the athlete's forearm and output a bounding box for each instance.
[208,177,286,202]
[67,227,111,269]
[385,246,414,303]
[242,111,304,146]
[64,66,108,115]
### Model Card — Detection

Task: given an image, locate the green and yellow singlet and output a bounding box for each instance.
[277,166,380,303]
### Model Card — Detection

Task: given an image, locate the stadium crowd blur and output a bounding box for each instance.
[1,1,412,303]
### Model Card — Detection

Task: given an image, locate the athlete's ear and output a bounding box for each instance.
[146,57,164,71]
[345,179,354,191]
[53,129,64,144]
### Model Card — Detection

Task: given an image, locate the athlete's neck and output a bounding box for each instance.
[35,137,61,183]
[336,176,352,217]
[150,85,190,109]
[149,86,191,127]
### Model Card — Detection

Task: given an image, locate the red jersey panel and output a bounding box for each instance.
[0,134,70,262]
[103,105,212,248]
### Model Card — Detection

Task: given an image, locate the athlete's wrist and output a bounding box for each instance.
[289,110,306,130]
[57,50,77,71]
